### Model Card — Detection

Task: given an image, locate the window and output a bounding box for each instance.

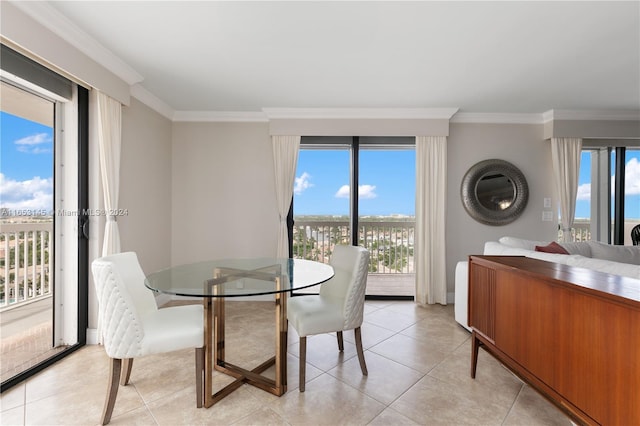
[576,143,640,245]
[291,136,415,297]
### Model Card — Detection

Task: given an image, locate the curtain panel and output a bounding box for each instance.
[415,136,448,305]
[550,137,582,242]
[97,91,122,256]
[272,135,301,258]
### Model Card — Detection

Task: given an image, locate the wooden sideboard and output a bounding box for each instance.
[468,255,640,426]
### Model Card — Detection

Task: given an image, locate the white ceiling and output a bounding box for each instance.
[20,1,640,116]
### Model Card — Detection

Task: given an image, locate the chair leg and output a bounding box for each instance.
[299,336,307,392]
[336,330,344,351]
[120,358,133,386]
[102,358,122,425]
[354,327,368,376]
[195,347,204,408]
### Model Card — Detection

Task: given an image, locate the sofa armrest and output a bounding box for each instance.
[454,261,471,331]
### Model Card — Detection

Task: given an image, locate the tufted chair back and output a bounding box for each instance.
[319,245,370,330]
[91,252,204,424]
[92,252,158,359]
[288,245,370,392]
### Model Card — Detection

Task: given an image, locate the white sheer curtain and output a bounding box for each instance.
[97,91,122,256]
[272,135,300,258]
[415,136,447,305]
[550,137,582,242]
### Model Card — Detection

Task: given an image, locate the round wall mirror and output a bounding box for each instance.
[461,159,528,226]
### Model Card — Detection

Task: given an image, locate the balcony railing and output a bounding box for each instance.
[294,217,638,275]
[292,218,415,274]
[561,220,640,244]
[0,222,53,310]
[1,217,631,308]
[560,221,592,242]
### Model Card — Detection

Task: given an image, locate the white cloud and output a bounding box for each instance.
[294,172,313,195]
[606,157,640,196]
[577,157,640,201]
[0,173,53,211]
[335,184,377,199]
[335,185,350,198]
[359,184,377,199]
[625,157,640,195]
[576,183,591,200]
[15,133,52,154]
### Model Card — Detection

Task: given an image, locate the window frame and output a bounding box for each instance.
[582,140,640,245]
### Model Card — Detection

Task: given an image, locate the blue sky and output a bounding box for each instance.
[575,150,640,219]
[294,149,416,216]
[1,111,639,220]
[1,112,54,212]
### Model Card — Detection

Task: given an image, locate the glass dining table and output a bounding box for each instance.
[144,258,334,408]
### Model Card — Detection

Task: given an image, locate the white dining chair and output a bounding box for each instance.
[287,245,370,392]
[91,252,204,425]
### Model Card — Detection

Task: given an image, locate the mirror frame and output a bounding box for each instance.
[460,159,529,226]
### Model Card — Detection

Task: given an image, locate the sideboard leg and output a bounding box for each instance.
[471,330,480,379]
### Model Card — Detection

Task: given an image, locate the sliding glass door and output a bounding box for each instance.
[291,136,415,297]
[358,147,415,297]
[0,45,88,391]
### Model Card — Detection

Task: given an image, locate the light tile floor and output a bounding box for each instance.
[0,300,573,425]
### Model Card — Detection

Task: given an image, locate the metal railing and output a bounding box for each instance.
[560,222,592,242]
[292,218,415,274]
[0,222,53,310]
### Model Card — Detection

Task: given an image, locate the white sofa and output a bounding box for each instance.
[454,236,640,331]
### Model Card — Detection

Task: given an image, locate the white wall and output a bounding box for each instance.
[171,122,278,265]
[119,98,173,272]
[446,122,558,296]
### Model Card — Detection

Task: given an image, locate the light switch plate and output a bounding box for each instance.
[542,211,554,222]
[544,198,552,208]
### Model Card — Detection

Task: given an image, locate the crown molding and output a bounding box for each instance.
[129,84,174,120]
[10,1,143,86]
[172,108,461,123]
[173,111,269,122]
[450,112,543,124]
[543,109,640,122]
[262,108,459,120]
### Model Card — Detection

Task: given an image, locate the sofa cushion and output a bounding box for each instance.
[558,241,592,257]
[498,236,547,251]
[483,241,574,265]
[565,255,640,279]
[535,241,570,254]
[587,241,640,265]
[527,251,577,264]
[484,241,529,255]
[499,236,595,257]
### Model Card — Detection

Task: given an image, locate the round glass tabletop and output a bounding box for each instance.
[144,258,334,298]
